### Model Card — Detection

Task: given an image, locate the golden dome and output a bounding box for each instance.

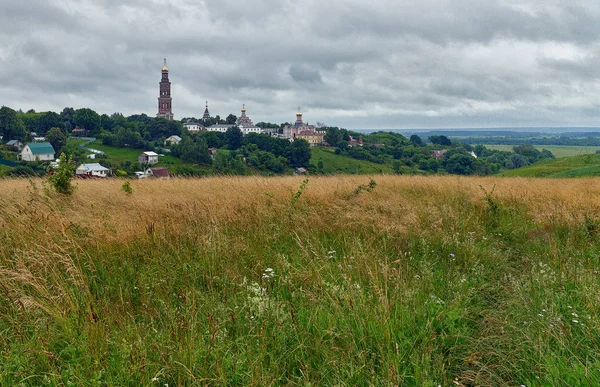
[162,65,168,71]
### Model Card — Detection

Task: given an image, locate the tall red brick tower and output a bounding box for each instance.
[157,58,174,120]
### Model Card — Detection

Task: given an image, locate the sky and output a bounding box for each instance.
[2,0,600,129]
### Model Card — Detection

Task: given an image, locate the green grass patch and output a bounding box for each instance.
[501,153,600,177]
[311,147,394,174]
[66,138,91,147]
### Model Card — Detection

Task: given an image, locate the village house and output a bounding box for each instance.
[432,149,448,160]
[138,151,159,165]
[146,167,170,178]
[164,135,182,146]
[71,128,90,136]
[294,167,309,176]
[5,140,24,151]
[348,135,364,147]
[76,163,111,178]
[19,142,56,162]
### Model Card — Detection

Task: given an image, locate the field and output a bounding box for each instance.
[310,147,394,174]
[1,176,600,385]
[501,154,600,178]
[483,144,600,158]
[72,139,184,165]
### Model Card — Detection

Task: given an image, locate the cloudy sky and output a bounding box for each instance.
[2,0,600,129]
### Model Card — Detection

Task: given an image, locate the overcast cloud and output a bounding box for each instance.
[2,0,600,129]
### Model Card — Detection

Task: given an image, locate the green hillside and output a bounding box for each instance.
[500,153,600,177]
[310,147,394,174]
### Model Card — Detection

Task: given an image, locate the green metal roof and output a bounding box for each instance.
[27,142,55,155]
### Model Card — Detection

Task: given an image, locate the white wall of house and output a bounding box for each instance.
[20,146,55,161]
[76,169,109,177]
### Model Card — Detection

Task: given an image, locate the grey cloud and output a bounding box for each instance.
[289,64,323,83]
[2,0,600,128]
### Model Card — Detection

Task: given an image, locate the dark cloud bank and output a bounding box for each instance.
[1,0,600,129]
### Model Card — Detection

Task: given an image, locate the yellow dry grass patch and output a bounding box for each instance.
[1,175,599,245]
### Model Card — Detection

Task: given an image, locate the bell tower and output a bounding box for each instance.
[157,58,174,120]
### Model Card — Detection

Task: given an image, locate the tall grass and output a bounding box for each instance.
[1,176,600,385]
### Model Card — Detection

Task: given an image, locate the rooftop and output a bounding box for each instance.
[26,142,55,155]
[77,163,110,172]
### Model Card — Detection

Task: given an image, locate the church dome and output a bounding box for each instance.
[162,65,168,71]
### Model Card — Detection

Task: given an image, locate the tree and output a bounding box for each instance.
[38,112,62,135]
[445,154,474,175]
[226,126,243,150]
[510,153,529,168]
[324,127,342,147]
[290,139,311,167]
[429,135,452,146]
[474,144,486,157]
[45,127,67,155]
[47,153,76,195]
[0,106,27,141]
[73,108,101,134]
[225,114,237,125]
[410,134,423,147]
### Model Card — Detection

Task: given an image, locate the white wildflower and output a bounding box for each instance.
[262,268,275,279]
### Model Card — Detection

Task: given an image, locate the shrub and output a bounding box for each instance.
[46,153,76,195]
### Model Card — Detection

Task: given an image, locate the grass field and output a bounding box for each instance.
[483,144,600,158]
[72,140,184,165]
[67,138,91,147]
[501,153,600,177]
[1,175,600,385]
[310,147,394,174]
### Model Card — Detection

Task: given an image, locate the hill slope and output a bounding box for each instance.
[310,147,394,174]
[500,153,600,177]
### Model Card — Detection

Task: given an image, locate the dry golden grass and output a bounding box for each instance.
[1,175,599,244]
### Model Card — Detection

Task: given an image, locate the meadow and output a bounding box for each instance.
[81,140,184,165]
[310,147,394,174]
[1,175,600,385]
[483,144,600,158]
[501,154,600,178]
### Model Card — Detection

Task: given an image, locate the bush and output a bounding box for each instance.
[47,153,76,194]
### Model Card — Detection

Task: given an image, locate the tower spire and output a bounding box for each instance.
[157,58,173,120]
[203,100,211,120]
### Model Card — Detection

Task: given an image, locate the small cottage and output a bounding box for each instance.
[294,167,309,176]
[138,151,159,165]
[432,149,448,160]
[146,167,170,178]
[20,142,56,162]
[76,163,110,178]
[164,135,182,146]
[5,140,23,151]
